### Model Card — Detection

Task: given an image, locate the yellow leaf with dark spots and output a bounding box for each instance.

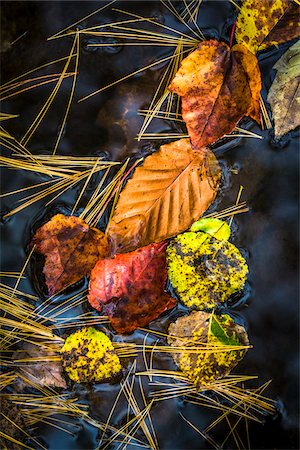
[235,0,300,54]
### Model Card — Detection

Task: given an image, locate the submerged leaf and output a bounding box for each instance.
[168,311,249,388]
[32,214,109,295]
[268,40,300,137]
[167,230,248,309]
[0,399,27,450]
[107,138,220,254]
[235,0,300,53]
[60,327,121,383]
[88,242,177,334]
[169,40,261,149]
[13,343,67,389]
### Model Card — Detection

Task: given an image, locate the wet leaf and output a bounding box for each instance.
[190,217,231,240]
[235,0,300,53]
[169,40,261,149]
[88,242,177,334]
[13,343,67,389]
[167,230,248,310]
[107,138,220,254]
[0,399,27,450]
[210,314,240,347]
[268,40,300,137]
[168,311,249,388]
[61,327,122,383]
[32,214,109,296]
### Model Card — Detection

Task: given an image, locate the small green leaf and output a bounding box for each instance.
[210,314,240,347]
[190,218,231,240]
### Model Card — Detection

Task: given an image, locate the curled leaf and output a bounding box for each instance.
[107,138,220,254]
[235,0,300,54]
[268,40,300,138]
[61,327,122,383]
[32,214,109,295]
[167,230,248,310]
[88,242,177,334]
[169,40,261,149]
[168,311,249,388]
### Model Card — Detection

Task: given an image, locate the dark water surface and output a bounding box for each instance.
[1,1,299,449]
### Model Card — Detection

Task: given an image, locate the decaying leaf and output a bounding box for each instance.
[32,214,109,295]
[107,138,220,254]
[88,242,177,334]
[167,228,248,310]
[0,398,27,450]
[235,0,300,53]
[268,40,300,137]
[13,343,67,389]
[61,327,122,383]
[169,40,261,149]
[168,311,249,388]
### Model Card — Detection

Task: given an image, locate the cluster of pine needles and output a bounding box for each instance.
[1,1,275,449]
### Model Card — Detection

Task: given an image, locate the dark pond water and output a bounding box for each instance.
[1,1,299,449]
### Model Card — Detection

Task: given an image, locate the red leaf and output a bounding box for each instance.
[88,242,177,333]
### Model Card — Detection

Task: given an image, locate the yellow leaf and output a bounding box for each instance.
[235,0,300,54]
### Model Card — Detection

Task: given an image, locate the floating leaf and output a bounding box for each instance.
[107,138,220,254]
[32,214,109,295]
[235,0,300,53]
[190,217,231,240]
[61,327,121,383]
[268,40,300,138]
[88,242,177,334]
[13,343,67,389]
[167,231,248,309]
[169,40,261,149]
[168,311,249,388]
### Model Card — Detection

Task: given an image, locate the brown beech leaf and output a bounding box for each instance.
[169,40,261,149]
[235,0,300,54]
[88,242,177,334]
[32,214,109,295]
[107,138,220,254]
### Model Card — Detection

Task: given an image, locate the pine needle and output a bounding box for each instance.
[20,35,78,147]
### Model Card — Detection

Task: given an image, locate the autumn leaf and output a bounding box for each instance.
[167,311,249,388]
[61,328,122,383]
[169,40,261,149]
[32,214,109,295]
[13,343,67,389]
[107,138,220,254]
[167,230,248,310]
[268,40,300,137]
[88,242,177,334]
[235,0,300,54]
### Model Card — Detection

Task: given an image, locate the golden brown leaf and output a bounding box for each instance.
[107,138,220,254]
[32,214,109,295]
[169,40,261,149]
[235,0,300,54]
